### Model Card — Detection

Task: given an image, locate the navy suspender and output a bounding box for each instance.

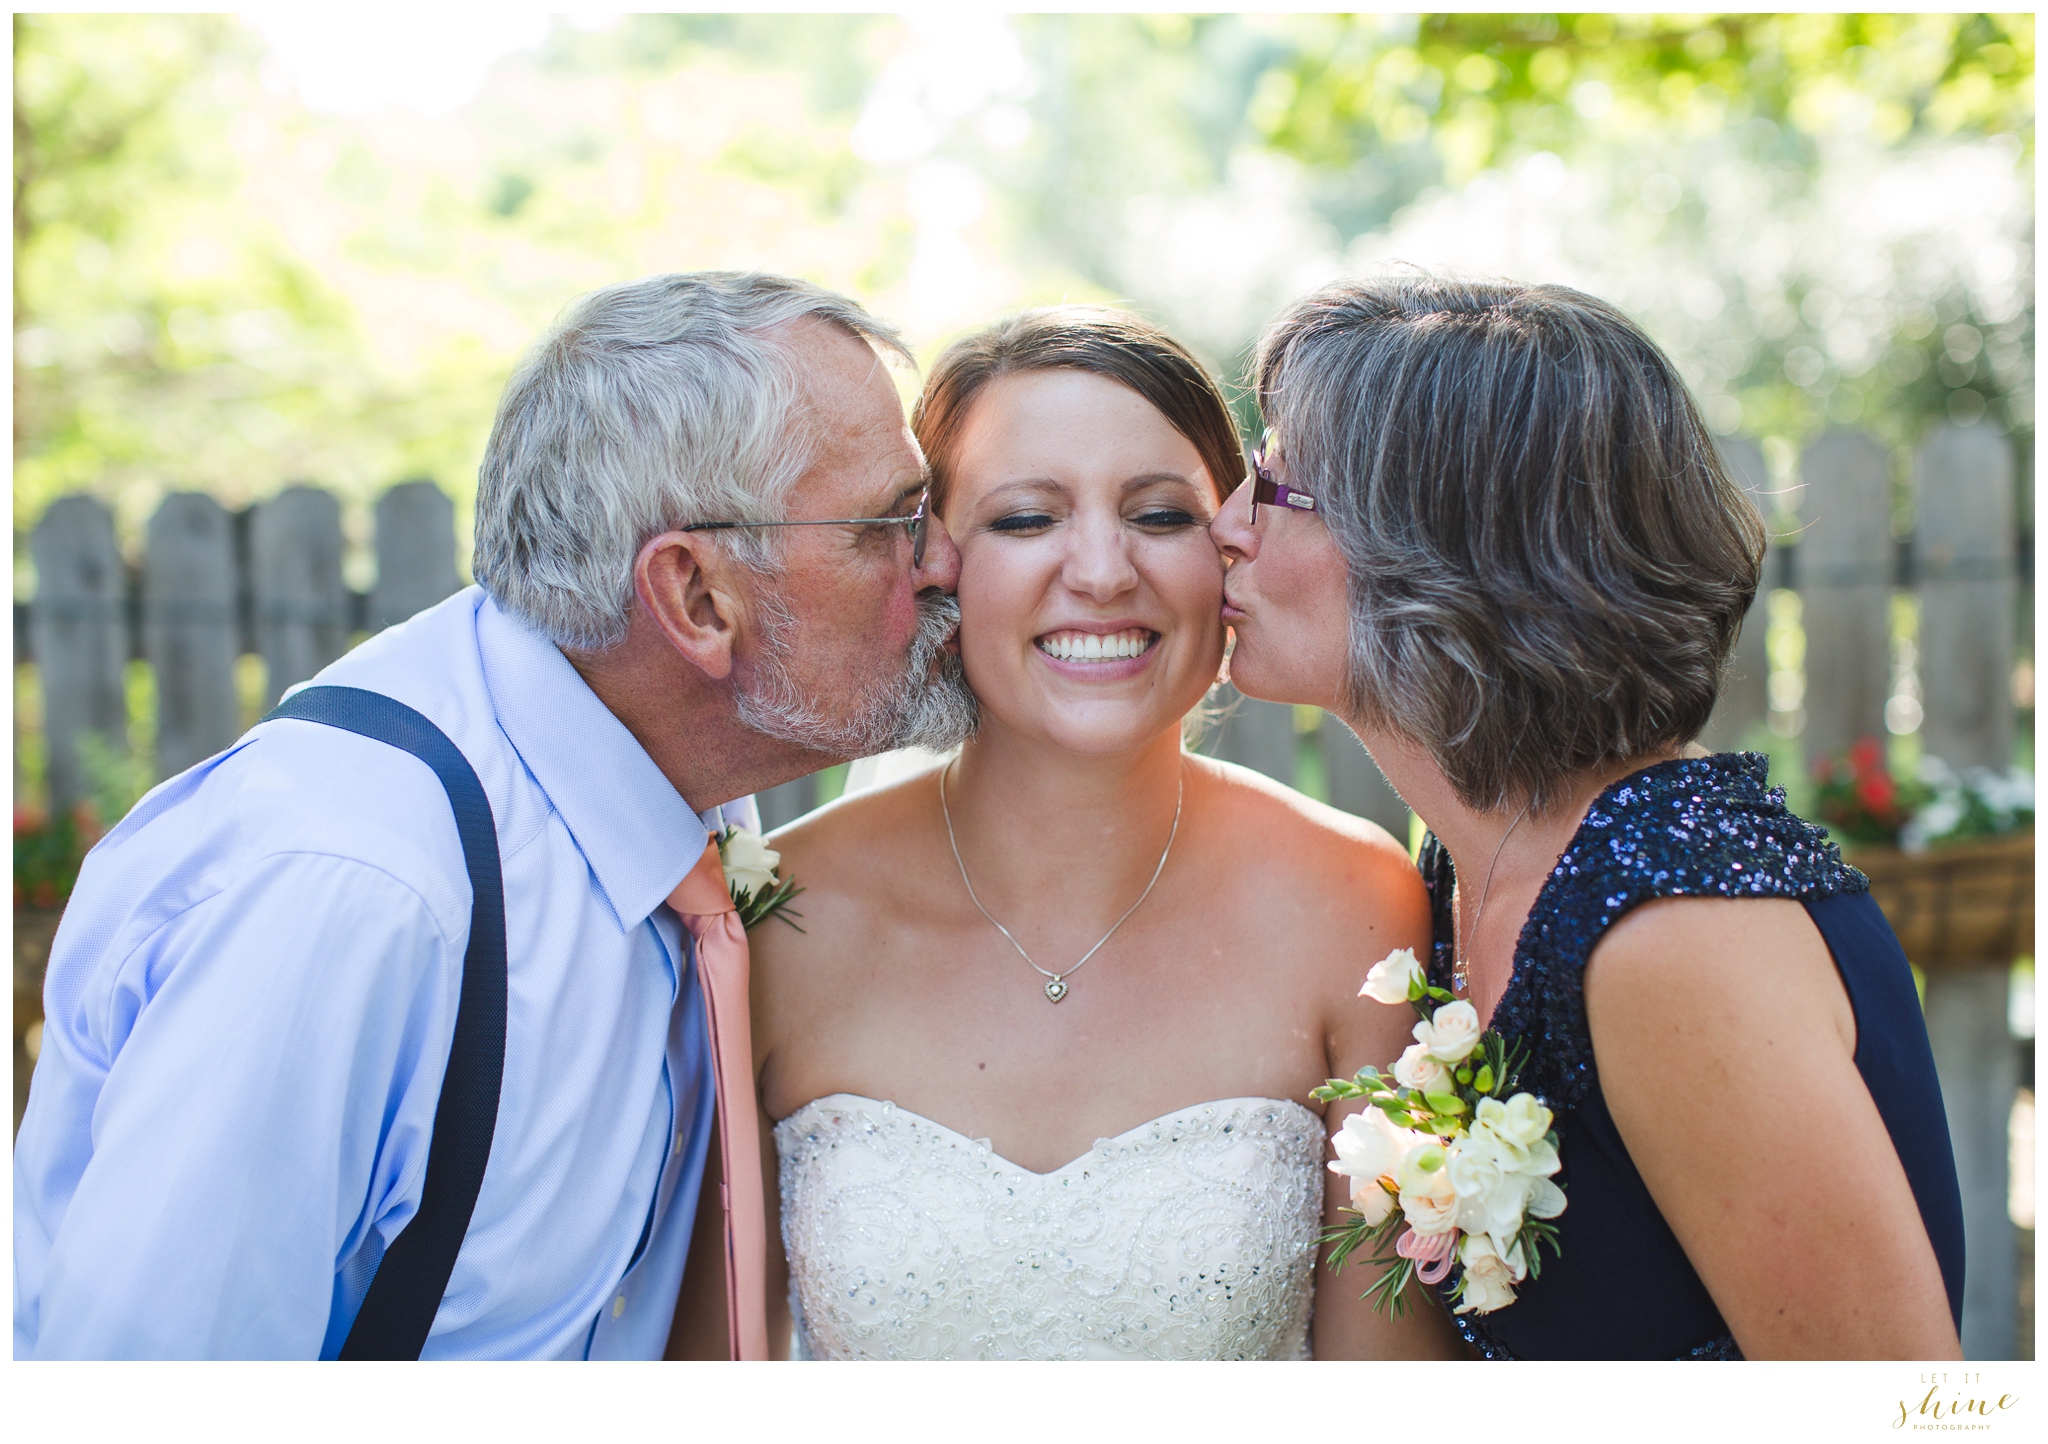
[264,685,507,1361]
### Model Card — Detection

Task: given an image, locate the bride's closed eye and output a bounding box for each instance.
[1130,507,1202,530]
[985,507,1205,536]
[988,511,1058,534]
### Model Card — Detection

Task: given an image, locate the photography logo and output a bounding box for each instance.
[1892,1372,2022,1432]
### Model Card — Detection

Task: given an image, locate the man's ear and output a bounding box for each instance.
[634,530,748,682]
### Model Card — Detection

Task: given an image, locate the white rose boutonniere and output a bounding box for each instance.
[1313,949,1568,1317]
[715,826,805,932]
[718,828,781,897]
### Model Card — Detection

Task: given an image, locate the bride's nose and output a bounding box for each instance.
[1062,511,1140,600]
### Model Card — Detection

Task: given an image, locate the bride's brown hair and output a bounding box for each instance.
[912,306,1246,512]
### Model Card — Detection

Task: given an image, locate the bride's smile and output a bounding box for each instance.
[747,307,1451,1362]
[1033,625,1155,666]
[946,366,1226,754]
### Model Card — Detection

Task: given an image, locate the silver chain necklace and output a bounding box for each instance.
[939,757,1184,1004]
[1452,801,1532,999]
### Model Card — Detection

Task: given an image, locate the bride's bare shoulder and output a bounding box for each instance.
[1186,756,1429,1048]
[760,763,947,927]
[1190,752,1410,853]
[1187,752,1425,912]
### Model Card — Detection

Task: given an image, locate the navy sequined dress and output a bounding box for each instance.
[1418,752,1965,1360]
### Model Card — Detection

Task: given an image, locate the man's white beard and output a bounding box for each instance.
[735,587,979,757]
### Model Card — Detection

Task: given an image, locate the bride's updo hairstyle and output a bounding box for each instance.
[1253,274,1766,815]
[912,306,1245,511]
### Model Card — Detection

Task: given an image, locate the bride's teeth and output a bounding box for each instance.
[1038,629,1154,662]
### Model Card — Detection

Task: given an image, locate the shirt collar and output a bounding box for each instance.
[477,595,710,931]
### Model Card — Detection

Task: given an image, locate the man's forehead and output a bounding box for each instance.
[789,409,922,515]
[780,316,913,389]
[787,326,910,426]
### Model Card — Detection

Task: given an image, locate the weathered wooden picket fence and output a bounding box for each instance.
[20,481,460,806]
[14,420,2034,1356]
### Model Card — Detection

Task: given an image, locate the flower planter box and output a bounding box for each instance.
[1846,832,2035,972]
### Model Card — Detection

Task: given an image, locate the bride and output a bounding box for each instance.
[744,307,1462,1360]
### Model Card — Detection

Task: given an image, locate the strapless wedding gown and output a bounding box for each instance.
[775,1093,1325,1360]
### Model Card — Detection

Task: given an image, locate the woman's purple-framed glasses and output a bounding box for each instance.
[1249,450,1316,524]
[682,486,931,568]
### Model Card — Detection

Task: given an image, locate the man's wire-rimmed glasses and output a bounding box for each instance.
[1249,449,1317,525]
[681,487,931,568]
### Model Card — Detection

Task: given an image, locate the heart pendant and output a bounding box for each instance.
[1044,978,1069,1003]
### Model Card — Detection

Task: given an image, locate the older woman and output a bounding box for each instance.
[1212,275,1965,1361]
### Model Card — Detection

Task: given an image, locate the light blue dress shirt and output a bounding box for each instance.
[14,587,747,1359]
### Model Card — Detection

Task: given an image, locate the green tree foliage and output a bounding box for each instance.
[12,12,2035,554]
[11,13,910,550]
[1239,12,2034,448]
[1253,13,2032,180]
[980,13,2031,451]
[14,15,386,535]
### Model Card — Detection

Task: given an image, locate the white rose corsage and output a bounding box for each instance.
[715,826,805,932]
[1313,948,1567,1316]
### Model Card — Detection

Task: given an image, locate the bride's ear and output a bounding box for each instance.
[635,530,745,682]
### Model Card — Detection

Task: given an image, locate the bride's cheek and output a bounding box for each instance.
[1165,545,1227,625]
[952,570,1031,707]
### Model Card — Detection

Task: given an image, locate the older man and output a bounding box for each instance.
[13,272,975,1359]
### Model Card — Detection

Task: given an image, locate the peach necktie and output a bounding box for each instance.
[668,835,769,1362]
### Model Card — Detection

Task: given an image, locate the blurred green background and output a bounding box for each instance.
[10,16,2040,1342]
[14,11,2034,577]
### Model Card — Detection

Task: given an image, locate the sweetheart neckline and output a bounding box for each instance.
[776,1092,1323,1180]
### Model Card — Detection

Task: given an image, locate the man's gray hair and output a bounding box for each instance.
[473,271,913,650]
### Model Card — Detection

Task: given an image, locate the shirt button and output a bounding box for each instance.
[613,1295,627,1319]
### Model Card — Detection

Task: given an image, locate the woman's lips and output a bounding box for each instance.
[1035,627,1156,662]
[1032,626,1161,678]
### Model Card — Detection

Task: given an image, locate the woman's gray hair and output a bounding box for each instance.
[473,271,912,651]
[1255,273,1766,814]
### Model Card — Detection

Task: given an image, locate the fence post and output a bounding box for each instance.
[1202,684,1296,783]
[1796,429,1893,767]
[755,775,819,832]
[1320,714,1412,842]
[372,479,461,632]
[29,496,130,813]
[144,493,240,780]
[1699,436,1772,754]
[1915,423,2016,769]
[251,486,349,708]
[1913,419,2020,1360]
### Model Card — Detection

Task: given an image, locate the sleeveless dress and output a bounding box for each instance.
[775,1094,1324,1359]
[1418,752,1966,1360]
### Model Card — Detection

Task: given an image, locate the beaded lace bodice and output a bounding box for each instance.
[775,1094,1324,1360]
